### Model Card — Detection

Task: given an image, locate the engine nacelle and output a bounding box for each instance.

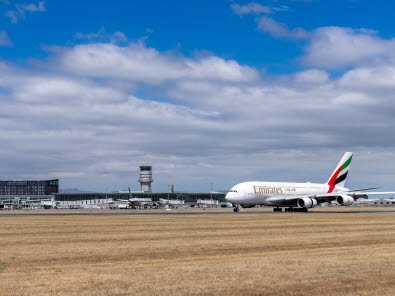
[336,195,354,206]
[297,197,318,208]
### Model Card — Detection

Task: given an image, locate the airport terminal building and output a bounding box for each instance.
[0,179,59,208]
[53,191,227,207]
[53,166,226,207]
[0,167,228,209]
[0,179,59,196]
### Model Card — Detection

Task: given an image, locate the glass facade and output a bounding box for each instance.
[0,179,59,196]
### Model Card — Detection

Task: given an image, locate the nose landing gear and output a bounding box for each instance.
[233,206,240,212]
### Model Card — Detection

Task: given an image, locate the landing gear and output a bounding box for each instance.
[273,207,310,213]
[233,206,239,212]
[285,207,308,212]
[293,208,308,212]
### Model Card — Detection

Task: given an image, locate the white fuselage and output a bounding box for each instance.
[225,182,346,206]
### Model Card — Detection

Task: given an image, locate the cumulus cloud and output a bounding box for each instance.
[231,3,272,15]
[6,1,46,23]
[251,15,395,69]
[339,65,395,89]
[54,42,259,84]
[1,37,395,190]
[303,27,395,68]
[234,3,395,69]
[0,30,12,46]
[258,16,310,39]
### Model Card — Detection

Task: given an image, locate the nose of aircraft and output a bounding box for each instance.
[225,192,236,203]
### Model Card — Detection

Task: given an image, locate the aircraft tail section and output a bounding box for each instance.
[327,152,353,192]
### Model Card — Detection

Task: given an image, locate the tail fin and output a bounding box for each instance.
[327,152,353,192]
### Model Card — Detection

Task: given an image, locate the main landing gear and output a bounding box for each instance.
[285,207,308,212]
[273,207,309,212]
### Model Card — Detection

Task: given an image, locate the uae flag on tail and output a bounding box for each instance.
[327,152,353,193]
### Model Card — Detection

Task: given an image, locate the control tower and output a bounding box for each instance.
[138,166,153,192]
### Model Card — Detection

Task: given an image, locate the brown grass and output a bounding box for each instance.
[0,210,394,296]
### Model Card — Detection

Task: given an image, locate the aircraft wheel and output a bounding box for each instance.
[279,208,283,212]
[233,207,239,213]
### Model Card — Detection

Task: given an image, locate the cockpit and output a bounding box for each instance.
[225,189,239,203]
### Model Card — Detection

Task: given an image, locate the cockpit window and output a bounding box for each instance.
[229,190,238,193]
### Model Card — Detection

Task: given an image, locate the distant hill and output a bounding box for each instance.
[59,188,95,193]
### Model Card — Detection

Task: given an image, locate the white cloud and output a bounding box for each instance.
[303,27,395,68]
[55,42,259,84]
[272,6,290,12]
[74,28,128,43]
[5,10,18,23]
[254,18,395,69]
[258,16,310,39]
[18,1,45,12]
[6,1,46,23]
[331,93,373,105]
[339,66,395,89]
[293,69,329,84]
[231,3,272,15]
[0,30,12,46]
[1,38,395,190]
[237,6,395,69]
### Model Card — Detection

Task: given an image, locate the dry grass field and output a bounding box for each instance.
[0,210,394,296]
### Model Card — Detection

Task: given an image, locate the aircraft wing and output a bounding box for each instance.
[266,191,395,206]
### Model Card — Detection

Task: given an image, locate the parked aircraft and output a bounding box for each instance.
[226,152,395,212]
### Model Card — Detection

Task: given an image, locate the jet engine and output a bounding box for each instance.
[297,197,318,208]
[336,195,354,206]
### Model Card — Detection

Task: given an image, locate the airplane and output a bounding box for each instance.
[225,152,395,212]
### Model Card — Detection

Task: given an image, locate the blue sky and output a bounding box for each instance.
[3,0,395,71]
[1,1,395,192]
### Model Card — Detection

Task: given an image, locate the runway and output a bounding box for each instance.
[1,209,394,217]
